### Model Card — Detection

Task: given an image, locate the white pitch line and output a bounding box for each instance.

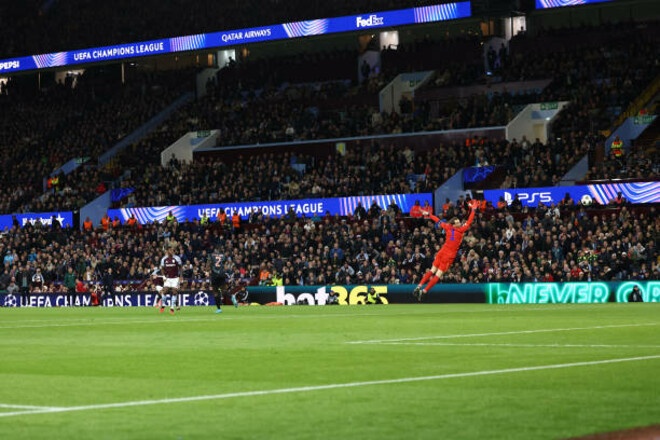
[0,355,658,419]
[347,323,658,344]
[0,305,621,330]
[379,342,660,349]
[0,403,62,410]
[0,317,222,330]
[0,313,385,330]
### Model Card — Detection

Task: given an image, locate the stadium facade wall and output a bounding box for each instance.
[79,191,111,229]
[605,115,656,154]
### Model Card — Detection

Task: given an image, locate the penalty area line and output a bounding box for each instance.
[0,403,63,410]
[0,355,658,418]
[379,342,660,349]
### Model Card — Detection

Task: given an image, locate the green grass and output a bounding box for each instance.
[0,304,658,439]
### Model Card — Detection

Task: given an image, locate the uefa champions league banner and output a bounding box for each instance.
[536,0,612,9]
[484,181,660,208]
[0,2,471,74]
[0,211,74,231]
[0,291,215,308]
[108,193,432,224]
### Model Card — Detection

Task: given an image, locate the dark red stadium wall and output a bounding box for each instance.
[193,127,506,163]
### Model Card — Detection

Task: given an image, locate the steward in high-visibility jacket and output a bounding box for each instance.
[611,137,624,158]
[366,288,381,304]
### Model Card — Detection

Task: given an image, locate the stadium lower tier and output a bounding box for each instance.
[0,204,656,293]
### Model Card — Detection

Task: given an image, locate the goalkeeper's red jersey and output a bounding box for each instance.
[429,208,476,256]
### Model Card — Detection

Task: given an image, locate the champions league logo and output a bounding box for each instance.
[194,291,209,306]
[4,294,18,307]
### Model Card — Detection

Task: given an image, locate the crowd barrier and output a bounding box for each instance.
[1,282,656,307]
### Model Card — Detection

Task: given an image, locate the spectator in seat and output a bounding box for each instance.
[354,202,367,220]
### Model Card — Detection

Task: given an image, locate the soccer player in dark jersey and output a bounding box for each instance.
[208,252,228,314]
[160,245,182,314]
[413,199,479,301]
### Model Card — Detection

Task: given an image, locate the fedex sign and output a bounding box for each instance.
[356,15,385,28]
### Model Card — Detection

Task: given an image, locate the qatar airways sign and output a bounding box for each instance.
[0,3,471,74]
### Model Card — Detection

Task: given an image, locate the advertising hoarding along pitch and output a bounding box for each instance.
[0,2,471,74]
[483,181,659,208]
[108,193,433,224]
[2,281,655,307]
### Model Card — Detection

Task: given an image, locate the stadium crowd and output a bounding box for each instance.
[0,68,192,214]
[0,200,656,295]
[110,129,606,209]
[584,149,659,182]
[1,20,656,217]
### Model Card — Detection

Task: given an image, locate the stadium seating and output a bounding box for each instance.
[0,202,655,291]
[0,67,192,214]
[3,20,657,216]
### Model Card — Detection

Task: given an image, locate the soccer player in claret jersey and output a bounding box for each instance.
[160,244,183,314]
[152,268,164,308]
[413,199,479,301]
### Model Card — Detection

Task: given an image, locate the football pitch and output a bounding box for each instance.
[0,304,658,439]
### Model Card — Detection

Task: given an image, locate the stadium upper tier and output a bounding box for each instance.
[0,202,655,290]
[108,135,597,210]
[0,0,446,59]
[0,21,657,215]
[0,67,193,214]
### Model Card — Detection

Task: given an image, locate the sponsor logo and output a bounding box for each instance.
[275,285,389,305]
[356,15,384,28]
[4,294,17,307]
[277,286,330,305]
[0,60,20,71]
[221,29,272,43]
[194,291,210,306]
[488,282,660,304]
[504,191,553,206]
[21,214,66,227]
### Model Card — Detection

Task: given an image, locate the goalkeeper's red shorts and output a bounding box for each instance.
[433,251,456,272]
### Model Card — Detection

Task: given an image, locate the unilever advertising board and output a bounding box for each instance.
[536,0,612,9]
[108,193,432,224]
[0,3,471,74]
[484,181,660,208]
[0,212,74,231]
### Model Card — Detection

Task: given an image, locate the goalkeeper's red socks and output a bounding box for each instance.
[419,270,433,287]
[424,275,440,293]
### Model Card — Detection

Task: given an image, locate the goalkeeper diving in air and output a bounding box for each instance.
[413,199,479,301]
